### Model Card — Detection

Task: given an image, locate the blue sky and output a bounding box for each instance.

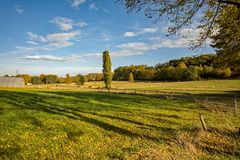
[0,0,214,76]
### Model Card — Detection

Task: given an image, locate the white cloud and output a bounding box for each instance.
[48,41,73,48]
[117,42,148,50]
[82,52,102,57]
[84,37,188,58]
[111,50,144,57]
[75,21,88,27]
[142,28,158,33]
[82,50,144,58]
[15,4,24,14]
[26,32,46,42]
[25,31,80,48]
[16,46,35,52]
[46,31,80,42]
[2,65,101,76]
[123,27,158,37]
[118,38,187,51]
[26,41,38,45]
[101,32,110,41]
[50,17,87,31]
[69,0,86,8]
[123,32,137,37]
[22,54,83,62]
[50,17,73,31]
[23,55,65,62]
[89,3,98,10]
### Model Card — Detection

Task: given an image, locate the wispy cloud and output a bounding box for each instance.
[15,4,24,14]
[123,28,158,37]
[112,39,186,57]
[16,46,35,52]
[117,38,187,51]
[101,32,110,41]
[22,54,83,62]
[25,31,80,48]
[26,32,46,42]
[123,32,137,37]
[3,65,101,76]
[50,17,87,31]
[84,37,188,58]
[102,8,110,14]
[69,0,86,8]
[23,55,66,62]
[26,41,38,45]
[89,3,98,10]
[46,31,80,42]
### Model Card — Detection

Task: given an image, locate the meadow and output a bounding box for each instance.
[84,79,240,94]
[31,79,240,94]
[1,80,240,159]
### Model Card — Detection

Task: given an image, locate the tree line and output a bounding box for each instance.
[113,54,239,81]
[13,53,239,85]
[15,73,103,85]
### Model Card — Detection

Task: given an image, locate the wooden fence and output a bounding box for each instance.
[91,87,239,116]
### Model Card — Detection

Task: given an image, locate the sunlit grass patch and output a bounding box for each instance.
[0,89,239,159]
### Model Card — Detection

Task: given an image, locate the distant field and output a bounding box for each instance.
[0,88,240,159]
[29,79,240,94]
[84,79,240,94]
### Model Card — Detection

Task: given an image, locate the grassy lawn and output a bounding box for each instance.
[0,88,239,159]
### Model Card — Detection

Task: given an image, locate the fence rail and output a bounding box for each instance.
[91,87,238,115]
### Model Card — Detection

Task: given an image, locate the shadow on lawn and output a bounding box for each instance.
[0,90,239,157]
[161,90,240,101]
[0,90,179,142]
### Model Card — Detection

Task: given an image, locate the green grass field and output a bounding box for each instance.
[32,79,240,94]
[1,80,240,159]
[84,79,240,94]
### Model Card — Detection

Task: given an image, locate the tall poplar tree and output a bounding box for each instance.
[102,50,112,89]
[128,72,134,82]
[65,73,71,84]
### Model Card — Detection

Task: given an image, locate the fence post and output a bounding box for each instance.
[235,96,238,116]
[199,113,207,131]
[157,90,159,94]
[135,89,137,94]
[205,96,209,103]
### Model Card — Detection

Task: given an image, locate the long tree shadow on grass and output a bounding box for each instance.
[0,90,178,142]
[1,90,239,157]
[39,90,197,113]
